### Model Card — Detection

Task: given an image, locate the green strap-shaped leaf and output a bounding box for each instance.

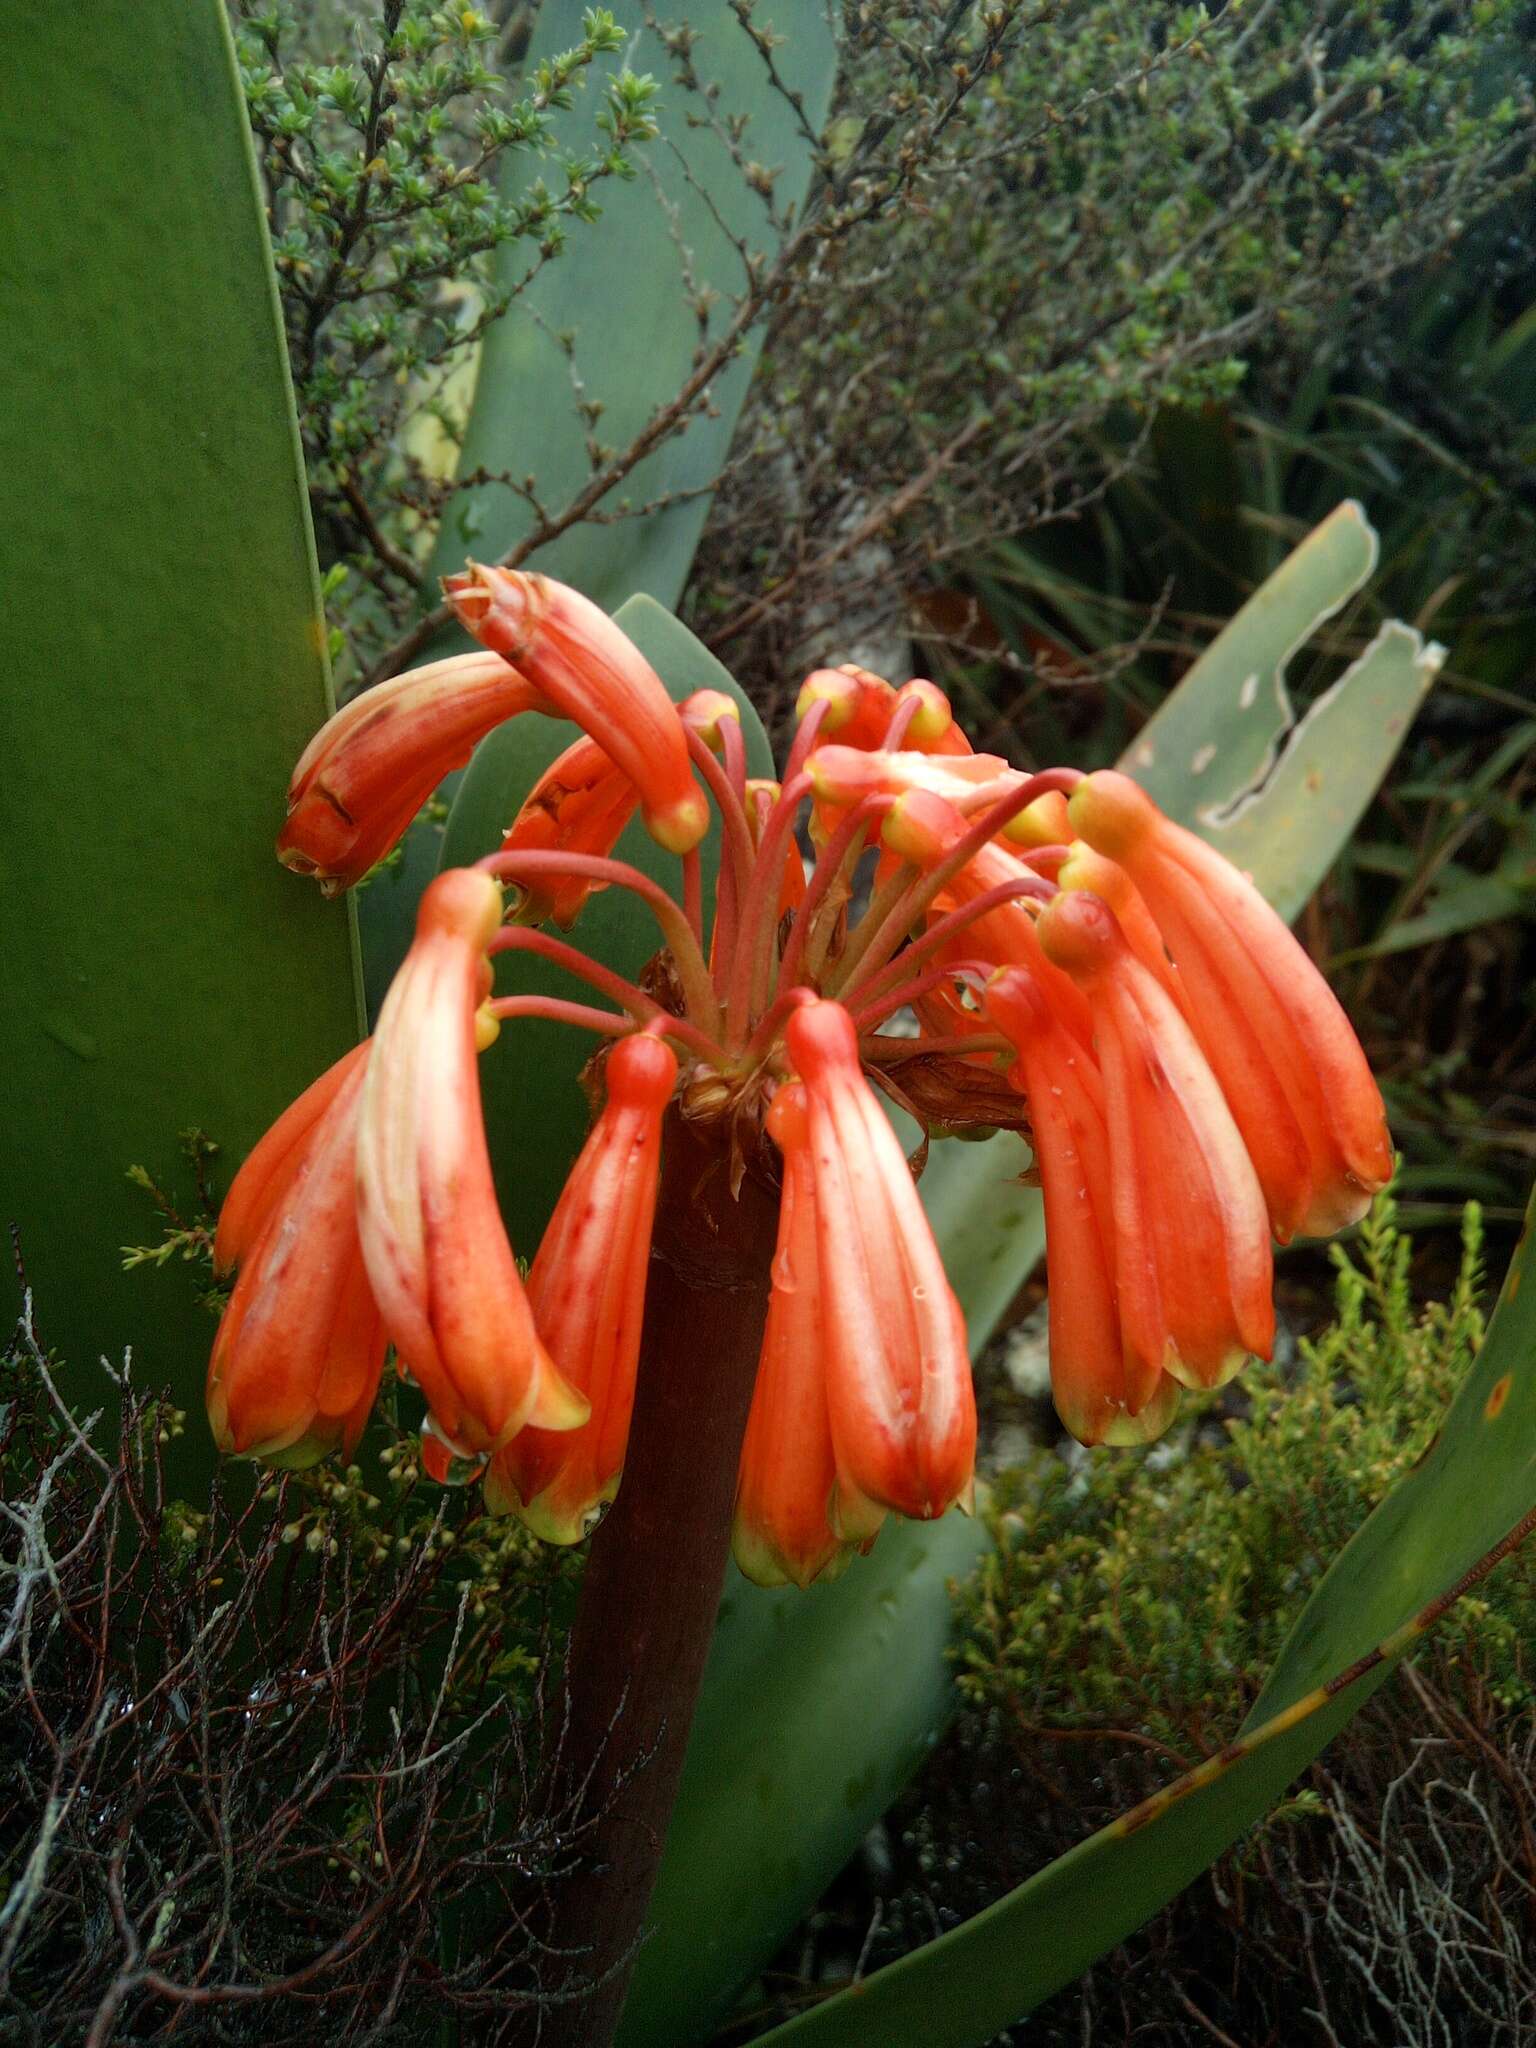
[428,1,839,614]
[747,1182,1536,2048]
[359,1,839,1013]
[437,596,771,1254]
[1168,617,1444,923]
[0,4,361,1447]
[1123,499,1379,817]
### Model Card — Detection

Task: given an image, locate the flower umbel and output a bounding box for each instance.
[217,573,1391,1561]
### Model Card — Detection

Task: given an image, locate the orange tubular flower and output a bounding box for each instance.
[207,1053,385,1468]
[444,565,708,856]
[895,678,973,757]
[484,1031,676,1541]
[984,970,1179,1445]
[278,651,548,894]
[881,788,1095,1050]
[355,867,588,1455]
[795,664,898,748]
[1037,890,1275,1392]
[213,1041,372,1275]
[498,733,640,929]
[733,1083,856,1589]
[1057,840,1185,1008]
[785,999,975,1529]
[1069,770,1392,1239]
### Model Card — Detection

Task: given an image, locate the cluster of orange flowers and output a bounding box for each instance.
[210,569,1389,1588]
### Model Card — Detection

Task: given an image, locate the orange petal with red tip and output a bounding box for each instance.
[733,1084,862,1588]
[498,733,640,929]
[207,1055,385,1468]
[356,868,587,1456]
[485,1031,675,1542]
[784,999,975,1524]
[444,566,708,855]
[1038,890,1275,1392]
[278,651,547,894]
[1069,770,1392,1239]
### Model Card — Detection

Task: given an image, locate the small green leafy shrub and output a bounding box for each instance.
[234,0,658,681]
[957,1197,1515,1752]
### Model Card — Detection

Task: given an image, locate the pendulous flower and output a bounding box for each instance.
[278,651,547,894]
[496,732,640,929]
[207,1048,384,1467]
[785,997,975,1529]
[485,1029,676,1541]
[1069,769,1392,1239]
[1035,888,1276,1391]
[226,578,1391,1534]
[356,866,587,1456]
[732,1081,856,1588]
[984,968,1180,1445]
[444,564,708,855]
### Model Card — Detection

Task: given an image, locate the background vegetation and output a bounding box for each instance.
[5,2,1536,2041]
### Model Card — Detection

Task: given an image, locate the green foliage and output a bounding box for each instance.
[0,0,361,1461]
[698,0,1535,669]
[245,3,1534,689]
[748,1182,1536,2047]
[956,1199,1515,1757]
[236,0,658,682]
